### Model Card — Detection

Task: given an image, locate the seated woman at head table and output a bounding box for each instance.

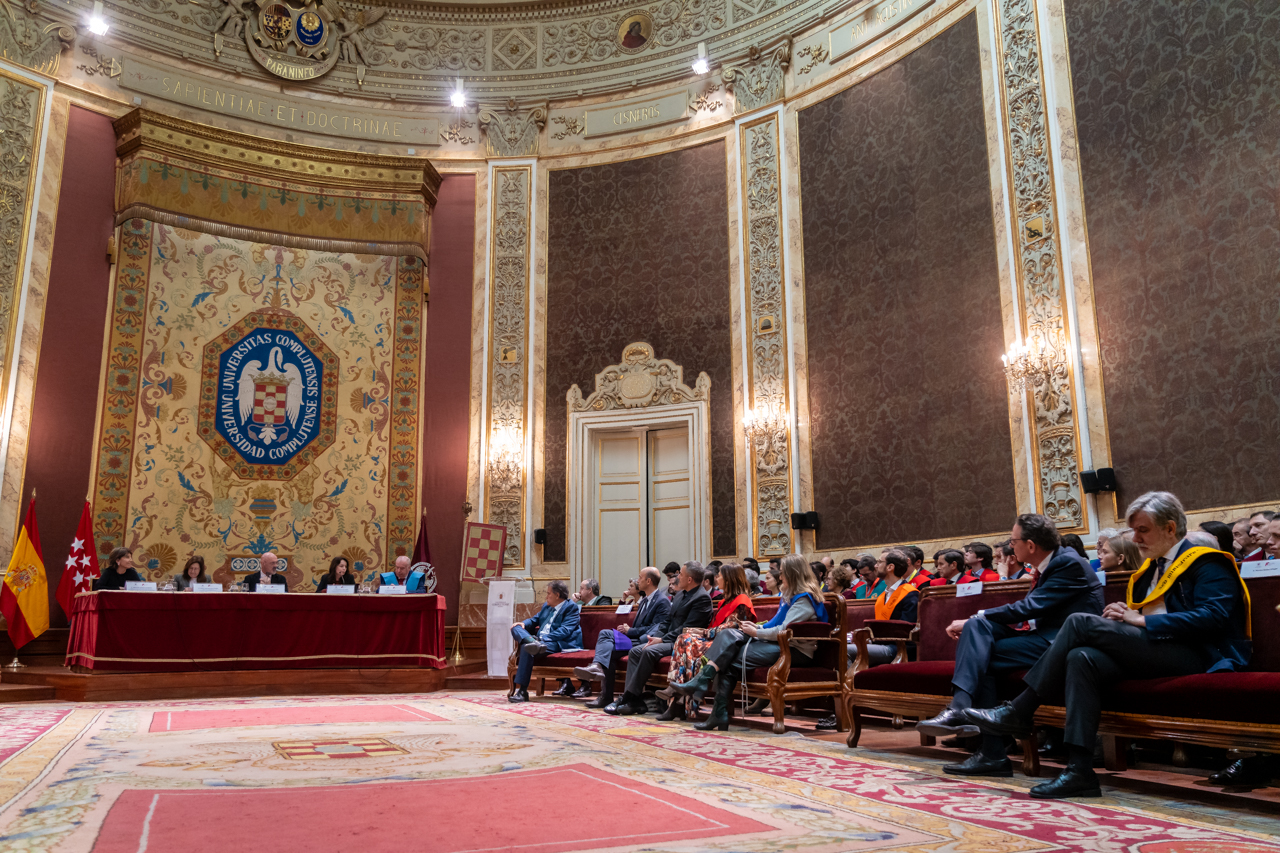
[94,547,143,591]
[316,556,360,592]
[174,556,210,590]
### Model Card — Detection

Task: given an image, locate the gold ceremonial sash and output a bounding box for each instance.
[875,583,914,621]
[1127,546,1252,637]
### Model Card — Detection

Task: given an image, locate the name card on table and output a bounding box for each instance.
[255,583,286,593]
[1241,559,1280,579]
[615,604,632,614]
[191,583,222,593]
[326,584,356,594]
[956,582,983,597]
[378,584,407,595]
[125,581,157,592]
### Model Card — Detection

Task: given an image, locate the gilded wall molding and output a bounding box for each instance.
[722,38,790,115]
[0,1,76,75]
[485,165,532,567]
[479,101,548,158]
[567,341,710,412]
[739,114,791,555]
[994,0,1084,530]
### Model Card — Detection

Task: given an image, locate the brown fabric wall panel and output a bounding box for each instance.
[24,107,117,625]
[799,14,1016,548]
[1066,0,1280,511]
[424,175,476,625]
[544,142,734,561]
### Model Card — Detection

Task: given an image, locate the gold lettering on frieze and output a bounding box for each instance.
[584,89,688,138]
[828,0,935,62]
[128,59,436,145]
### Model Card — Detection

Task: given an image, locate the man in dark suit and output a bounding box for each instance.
[965,491,1251,799]
[916,513,1103,776]
[509,580,582,703]
[604,562,713,715]
[574,567,672,707]
[243,552,288,591]
[572,578,613,607]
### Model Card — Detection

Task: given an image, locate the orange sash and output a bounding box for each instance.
[875,583,913,620]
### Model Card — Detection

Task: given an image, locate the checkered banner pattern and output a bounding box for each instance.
[461,522,506,583]
[253,382,289,425]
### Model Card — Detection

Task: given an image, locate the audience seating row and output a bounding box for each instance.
[844,573,1280,775]
[507,593,858,733]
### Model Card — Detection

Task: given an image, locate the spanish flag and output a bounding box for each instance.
[0,497,47,648]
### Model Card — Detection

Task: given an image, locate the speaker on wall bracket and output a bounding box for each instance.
[533,528,546,545]
[1079,468,1117,495]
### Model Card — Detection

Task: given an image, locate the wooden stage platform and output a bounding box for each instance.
[0,659,487,702]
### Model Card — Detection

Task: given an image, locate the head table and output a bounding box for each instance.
[65,590,447,672]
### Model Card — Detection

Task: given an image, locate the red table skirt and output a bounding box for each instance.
[66,591,447,671]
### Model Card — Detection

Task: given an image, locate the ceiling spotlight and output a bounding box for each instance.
[692,42,709,75]
[450,78,466,108]
[89,0,110,35]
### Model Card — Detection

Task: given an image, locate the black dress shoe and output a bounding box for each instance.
[815,715,839,731]
[521,641,548,657]
[1209,755,1277,787]
[586,694,613,709]
[962,702,1033,738]
[572,684,593,699]
[508,687,529,704]
[551,680,575,698]
[1030,766,1101,799]
[655,700,686,721]
[917,707,980,737]
[603,696,646,716]
[943,752,1013,777]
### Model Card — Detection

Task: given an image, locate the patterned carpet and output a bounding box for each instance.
[0,694,1276,852]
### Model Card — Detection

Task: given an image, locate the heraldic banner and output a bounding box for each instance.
[90,221,424,590]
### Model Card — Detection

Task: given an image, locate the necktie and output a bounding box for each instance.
[1153,558,1168,589]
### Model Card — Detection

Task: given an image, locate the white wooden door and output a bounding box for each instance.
[648,426,692,571]
[594,431,646,599]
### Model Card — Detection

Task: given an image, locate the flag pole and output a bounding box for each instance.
[4,490,35,670]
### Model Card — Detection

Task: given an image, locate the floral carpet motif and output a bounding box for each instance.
[0,693,1274,853]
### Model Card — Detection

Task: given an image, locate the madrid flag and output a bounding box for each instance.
[0,497,48,648]
[55,502,98,619]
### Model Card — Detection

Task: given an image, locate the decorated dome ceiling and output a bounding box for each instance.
[45,0,852,103]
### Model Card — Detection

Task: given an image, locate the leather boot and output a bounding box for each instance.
[694,677,735,731]
[671,660,717,702]
[655,698,687,721]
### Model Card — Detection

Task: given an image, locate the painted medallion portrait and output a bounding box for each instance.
[617,12,652,53]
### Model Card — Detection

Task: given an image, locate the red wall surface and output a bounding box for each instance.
[422,174,476,626]
[22,106,117,626]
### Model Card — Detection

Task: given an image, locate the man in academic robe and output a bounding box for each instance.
[916,514,1103,777]
[375,555,426,593]
[963,492,1250,799]
[243,552,288,591]
[847,549,919,668]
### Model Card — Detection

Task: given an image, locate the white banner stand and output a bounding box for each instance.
[486,579,516,677]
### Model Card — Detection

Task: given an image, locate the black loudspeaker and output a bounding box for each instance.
[805,511,821,531]
[790,513,807,530]
[533,528,546,544]
[1079,467,1117,494]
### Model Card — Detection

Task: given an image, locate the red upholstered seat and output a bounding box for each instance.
[1106,672,1280,725]
[852,661,1026,699]
[539,650,595,665]
[748,666,833,683]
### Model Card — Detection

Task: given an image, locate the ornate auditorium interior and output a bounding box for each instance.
[0,0,1277,849]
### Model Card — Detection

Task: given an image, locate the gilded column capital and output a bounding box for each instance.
[722,38,791,116]
[478,100,547,158]
[0,2,76,75]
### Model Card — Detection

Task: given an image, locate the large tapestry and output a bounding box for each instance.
[91,219,423,589]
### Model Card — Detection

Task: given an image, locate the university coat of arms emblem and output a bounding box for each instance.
[199,311,339,480]
[210,0,385,82]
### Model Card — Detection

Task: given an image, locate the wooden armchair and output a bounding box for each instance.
[736,592,850,733]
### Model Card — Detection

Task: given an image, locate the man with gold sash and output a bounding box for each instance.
[965,491,1251,799]
[917,513,1103,777]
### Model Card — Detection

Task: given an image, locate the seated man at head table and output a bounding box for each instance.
[963,492,1250,799]
[374,555,427,592]
[509,580,582,703]
[243,552,288,591]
